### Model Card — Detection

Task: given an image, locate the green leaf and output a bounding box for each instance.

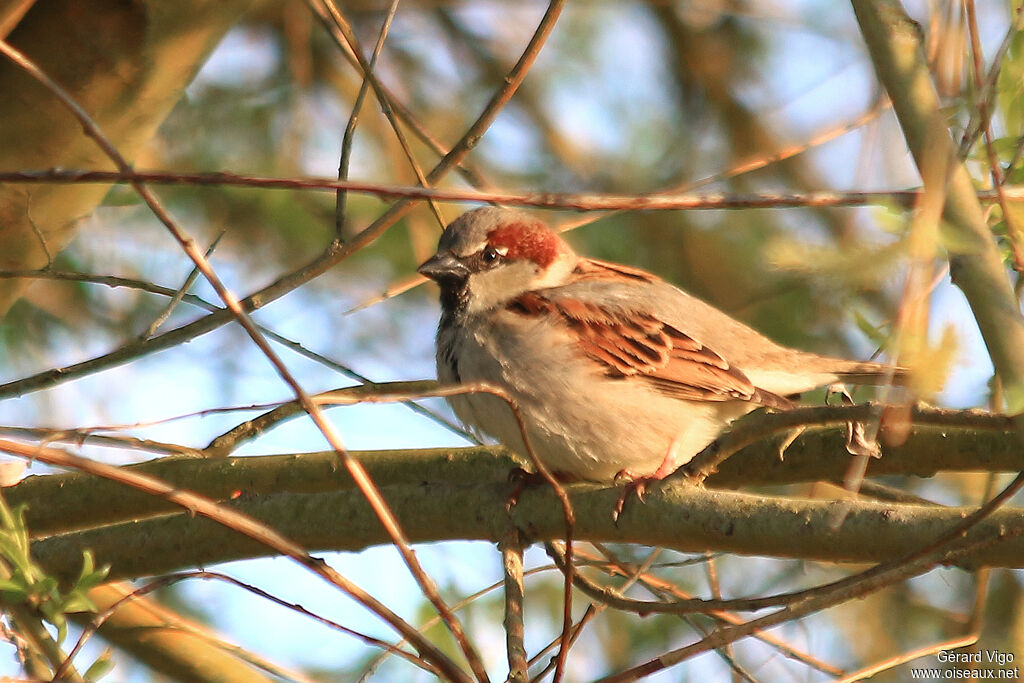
[984,136,1023,158]
[43,610,68,645]
[61,593,98,615]
[0,493,104,646]
[78,550,95,579]
[73,551,110,592]
[84,650,114,682]
[0,576,25,592]
[871,202,911,235]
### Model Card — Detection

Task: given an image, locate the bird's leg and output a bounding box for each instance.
[611,444,683,521]
[505,467,577,512]
[825,382,852,406]
[506,467,544,511]
[776,425,805,461]
[826,383,881,458]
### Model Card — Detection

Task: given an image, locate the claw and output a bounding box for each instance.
[826,383,881,458]
[612,438,685,521]
[776,426,805,461]
[612,471,652,522]
[505,467,575,511]
[506,467,542,512]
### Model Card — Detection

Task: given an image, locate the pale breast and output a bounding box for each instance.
[436,309,754,480]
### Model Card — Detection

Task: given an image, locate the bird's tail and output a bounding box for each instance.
[831,359,908,386]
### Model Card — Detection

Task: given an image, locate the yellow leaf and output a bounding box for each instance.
[903,324,960,400]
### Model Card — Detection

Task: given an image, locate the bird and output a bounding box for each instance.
[418,206,901,486]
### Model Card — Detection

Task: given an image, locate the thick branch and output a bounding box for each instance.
[30,479,1024,584]
[697,404,1020,486]
[12,447,517,538]
[10,406,1019,538]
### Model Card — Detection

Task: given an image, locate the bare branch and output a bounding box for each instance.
[0,437,470,682]
[5,167,1024,210]
[500,531,528,683]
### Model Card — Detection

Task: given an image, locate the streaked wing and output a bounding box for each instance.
[508,291,769,404]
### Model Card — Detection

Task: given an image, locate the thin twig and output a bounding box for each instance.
[5,168,1024,210]
[321,379,577,683]
[60,572,435,681]
[0,267,477,443]
[331,0,415,237]
[0,0,565,415]
[703,551,741,682]
[306,0,493,201]
[585,545,845,678]
[964,0,1024,272]
[678,96,892,193]
[60,583,315,683]
[0,437,466,681]
[594,527,1013,682]
[528,544,663,681]
[361,562,567,682]
[957,3,1024,157]
[204,380,473,456]
[303,0,491,193]
[594,466,1024,681]
[321,1,571,673]
[142,230,225,339]
[0,243,340,402]
[546,469,1024,620]
[834,633,979,683]
[0,38,476,682]
[0,425,201,457]
[342,272,427,315]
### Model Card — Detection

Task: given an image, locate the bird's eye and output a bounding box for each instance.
[482,245,501,264]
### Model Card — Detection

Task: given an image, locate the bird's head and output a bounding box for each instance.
[418,207,578,314]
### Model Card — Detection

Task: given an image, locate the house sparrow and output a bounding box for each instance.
[419,206,900,484]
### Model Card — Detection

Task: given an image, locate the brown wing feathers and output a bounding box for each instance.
[508,292,791,408]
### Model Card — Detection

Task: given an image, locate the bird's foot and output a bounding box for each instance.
[611,477,643,522]
[506,467,544,511]
[611,471,665,522]
[506,467,576,511]
[826,383,881,458]
[612,451,682,521]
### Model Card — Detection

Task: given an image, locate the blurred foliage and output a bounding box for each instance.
[3,2,908,367]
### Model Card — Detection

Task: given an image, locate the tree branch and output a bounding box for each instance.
[10,404,1018,538]
[4,167,1024,210]
[28,476,1024,585]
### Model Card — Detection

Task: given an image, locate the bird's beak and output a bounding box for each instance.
[418,252,469,282]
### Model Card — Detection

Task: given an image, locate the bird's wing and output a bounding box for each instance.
[507,284,789,408]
